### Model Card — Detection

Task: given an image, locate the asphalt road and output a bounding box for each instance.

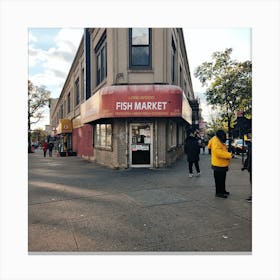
[28,149,252,253]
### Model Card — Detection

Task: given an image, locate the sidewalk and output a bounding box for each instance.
[28,150,252,253]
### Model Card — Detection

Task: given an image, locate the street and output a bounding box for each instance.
[28,150,252,252]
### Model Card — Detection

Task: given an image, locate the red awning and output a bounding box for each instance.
[81,85,192,123]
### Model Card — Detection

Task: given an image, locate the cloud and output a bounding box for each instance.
[28,28,84,97]
[28,31,37,43]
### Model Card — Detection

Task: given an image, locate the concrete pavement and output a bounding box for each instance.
[28,149,252,253]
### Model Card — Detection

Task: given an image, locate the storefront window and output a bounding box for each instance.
[95,123,112,149]
[167,121,177,149]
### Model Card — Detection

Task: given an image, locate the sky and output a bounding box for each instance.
[28,27,251,128]
[184,28,251,120]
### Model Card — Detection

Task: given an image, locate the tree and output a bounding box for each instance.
[31,128,47,145]
[28,80,50,153]
[194,48,252,149]
[205,115,228,139]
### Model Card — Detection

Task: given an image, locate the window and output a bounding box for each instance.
[75,78,80,106]
[64,100,66,116]
[171,38,176,84]
[60,104,63,119]
[167,121,177,149]
[180,66,183,88]
[81,68,85,101]
[95,124,112,149]
[67,92,71,113]
[95,31,107,86]
[129,28,152,69]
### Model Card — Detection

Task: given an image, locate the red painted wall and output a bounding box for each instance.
[72,124,94,158]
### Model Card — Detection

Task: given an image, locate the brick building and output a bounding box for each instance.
[50,28,200,168]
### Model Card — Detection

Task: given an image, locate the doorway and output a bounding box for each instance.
[129,123,153,167]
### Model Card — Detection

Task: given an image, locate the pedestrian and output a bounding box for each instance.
[242,139,252,202]
[208,130,233,198]
[201,138,206,154]
[184,131,201,177]
[48,142,54,157]
[42,141,48,158]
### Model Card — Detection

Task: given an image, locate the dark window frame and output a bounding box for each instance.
[60,103,63,119]
[171,38,176,84]
[67,92,71,114]
[95,31,107,86]
[75,78,80,106]
[129,28,152,70]
[81,68,85,101]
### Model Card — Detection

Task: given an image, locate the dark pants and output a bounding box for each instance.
[49,149,53,157]
[214,170,227,194]
[43,150,47,157]
[189,161,200,174]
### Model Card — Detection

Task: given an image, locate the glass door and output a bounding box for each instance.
[130,123,153,167]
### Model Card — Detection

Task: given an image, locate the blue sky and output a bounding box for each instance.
[29,28,84,100]
[28,27,251,128]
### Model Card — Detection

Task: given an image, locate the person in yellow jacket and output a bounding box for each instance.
[208,130,233,198]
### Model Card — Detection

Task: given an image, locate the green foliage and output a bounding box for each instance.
[194,48,252,136]
[205,115,234,139]
[31,128,47,144]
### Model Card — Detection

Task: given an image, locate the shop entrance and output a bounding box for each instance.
[129,123,153,167]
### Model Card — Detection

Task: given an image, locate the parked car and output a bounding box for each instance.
[225,139,233,150]
[225,139,230,148]
[231,139,248,154]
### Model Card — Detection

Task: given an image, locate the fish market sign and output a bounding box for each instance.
[116,101,168,111]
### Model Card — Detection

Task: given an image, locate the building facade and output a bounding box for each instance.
[50,28,200,168]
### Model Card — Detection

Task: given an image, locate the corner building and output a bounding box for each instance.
[50,28,199,168]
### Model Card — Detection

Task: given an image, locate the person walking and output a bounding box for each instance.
[201,138,206,154]
[242,139,252,202]
[185,131,201,177]
[208,130,233,198]
[48,142,54,157]
[42,141,48,158]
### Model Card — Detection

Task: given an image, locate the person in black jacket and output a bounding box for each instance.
[242,140,252,202]
[185,132,201,177]
[48,142,54,157]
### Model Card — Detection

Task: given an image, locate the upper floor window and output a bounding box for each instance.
[171,38,176,84]
[129,28,152,69]
[75,78,80,106]
[60,103,64,119]
[81,68,85,101]
[180,65,183,89]
[67,92,71,113]
[95,31,107,86]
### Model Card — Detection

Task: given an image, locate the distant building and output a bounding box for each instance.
[44,125,52,136]
[49,28,200,168]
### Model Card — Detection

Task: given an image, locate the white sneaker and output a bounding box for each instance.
[189,173,193,178]
[196,172,201,177]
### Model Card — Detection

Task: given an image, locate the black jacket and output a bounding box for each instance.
[184,136,200,162]
[242,141,252,172]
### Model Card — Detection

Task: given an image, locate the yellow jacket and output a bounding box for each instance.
[208,136,232,168]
